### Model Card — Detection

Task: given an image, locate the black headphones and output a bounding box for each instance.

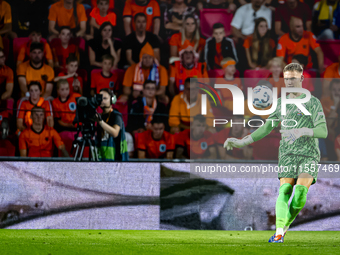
[100,88,117,105]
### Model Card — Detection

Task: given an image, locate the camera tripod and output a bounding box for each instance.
[71,122,99,161]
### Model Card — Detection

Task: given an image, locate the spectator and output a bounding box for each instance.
[55,54,83,95]
[92,88,129,161]
[19,106,69,158]
[123,0,161,36]
[0,47,13,112]
[291,54,315,92]
[266,57,285,94]
[212,115,252,160]
[335,133,340,161]
[321,78,340,141]
[52,79,80,155]
[88,22,122,69]
[275,0,312,37]
[48,0,87,40]
[175,114,216,159]
[169,46,208,96]
[276,17,324,73]
[91,0,114,9]
[164,0,197,38]
[312,0,340,39]
[216,58,242,112]
[16,29,54,68]
[17,42,55,99]
[52,26,80,69]
[0,115,15,156]
[11,0,50,38]
[205,23,238,70]
[169,14,205,57]
[0,0,12,48]
[169,77,215,134]
[90,0,117,37]
[231,0,272,42]
[52,79,80,132]
[122,43,168,103]
[16,81,53,133]
[127,80,168,135]
[91,54,119,96]
[124,13,161,65]
[322,51,340,97]
[244,17,275,69]
[137,116,175,159]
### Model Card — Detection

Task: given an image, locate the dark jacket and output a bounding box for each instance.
[205,37,238,70]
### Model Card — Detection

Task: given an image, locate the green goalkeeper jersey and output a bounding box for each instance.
[266,93,326,160]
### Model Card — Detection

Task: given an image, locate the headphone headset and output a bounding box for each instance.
[100,89,117,105]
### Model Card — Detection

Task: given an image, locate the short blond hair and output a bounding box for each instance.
[57,79,69,90]
[283,63,303,73]
[268,57,285,69]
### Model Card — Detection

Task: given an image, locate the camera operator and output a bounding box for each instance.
[92,88,129,161]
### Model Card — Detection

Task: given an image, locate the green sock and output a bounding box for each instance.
[285,184,308,227]
[275,183,293,229]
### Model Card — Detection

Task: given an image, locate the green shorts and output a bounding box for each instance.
[278,155,319,185]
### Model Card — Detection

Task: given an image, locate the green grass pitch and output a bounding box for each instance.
[0,230,339,255]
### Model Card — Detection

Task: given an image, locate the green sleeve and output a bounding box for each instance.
[312,122,328,139]
[250,120,277,142]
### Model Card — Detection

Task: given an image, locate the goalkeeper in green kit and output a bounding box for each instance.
[224,63,328,243]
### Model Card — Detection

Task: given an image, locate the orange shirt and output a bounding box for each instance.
[169,92,215,127]
[52,93,80,124]
[17,97,53,128]
[17,61,54,94]
[324,63,340,79]
[91,71,119,94]
[123,0,160,32]
[302,70,314,92]
[212,128,244,159]
[320,96,335,118]
[48,1,87,29]
[17,40,53,62]
[176,129,214,159]
[266,73,285,94]
[0,65,13,85]
[52,43,79,68]
[90,7,116,26]
[215,77,243,110]
[19,126,64,157]
[0,1,12,29]
[91,0,114,9]
[276,31,320,69]
[214,42,223,69]
[57,72,83,95]
[169,32,206,54]
[123,64,168,90]
[137,129,175,158]
[169,61,209,93]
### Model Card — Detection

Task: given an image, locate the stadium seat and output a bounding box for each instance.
[13,37,47,62]
[199,9,233,38]
[317,40,340,67]
[243,69,271,89]
[207,69,240,78]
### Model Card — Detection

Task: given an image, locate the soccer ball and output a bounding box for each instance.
[252,85,273,109]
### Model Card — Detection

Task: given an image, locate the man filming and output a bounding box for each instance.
[92,88,129,161]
